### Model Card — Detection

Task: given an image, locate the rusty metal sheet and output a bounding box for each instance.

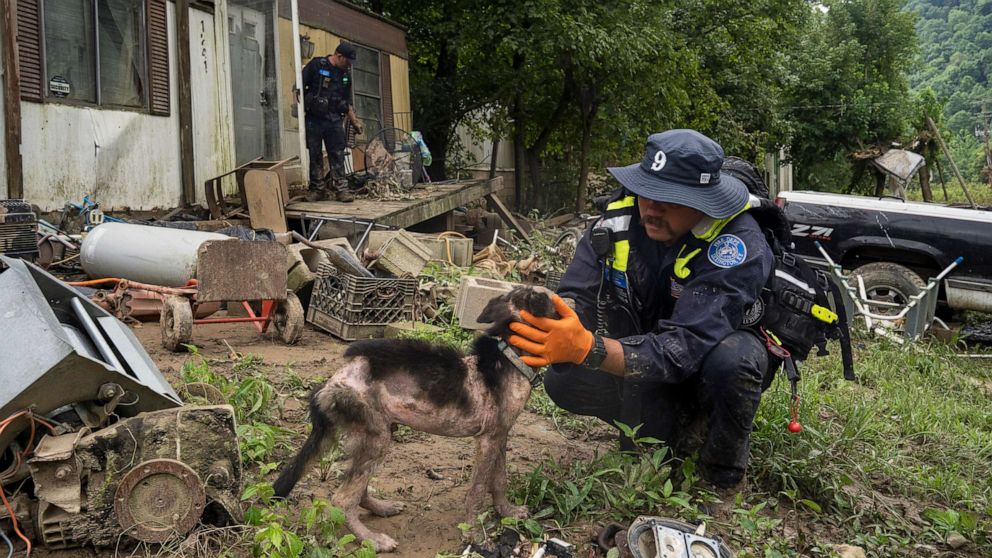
[28,430,90,514]
[872,149,925,183]
[195,240,287,302]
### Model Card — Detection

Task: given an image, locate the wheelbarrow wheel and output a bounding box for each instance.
[274,291,304,344]
[161,296,193,351]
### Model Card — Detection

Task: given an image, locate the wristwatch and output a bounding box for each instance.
[582,334,608,370]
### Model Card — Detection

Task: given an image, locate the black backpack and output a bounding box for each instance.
[722,157,856,385]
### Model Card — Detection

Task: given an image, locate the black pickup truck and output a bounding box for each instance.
[775,191,992,314]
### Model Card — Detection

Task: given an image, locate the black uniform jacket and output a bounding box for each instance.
[555,202,775,383]
[302,57,351,117]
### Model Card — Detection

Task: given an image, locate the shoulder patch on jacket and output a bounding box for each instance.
[708,234,747,268]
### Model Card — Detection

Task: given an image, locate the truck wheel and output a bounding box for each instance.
[852,262,926,315]
[161,296,194,351]
[273,292,305,345]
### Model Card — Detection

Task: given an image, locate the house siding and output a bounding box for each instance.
[20,3,234,210]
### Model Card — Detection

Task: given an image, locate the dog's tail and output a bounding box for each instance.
[273,389,337,498]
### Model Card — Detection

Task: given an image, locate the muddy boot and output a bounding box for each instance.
[331,179,355,203]
[305,179,330,202]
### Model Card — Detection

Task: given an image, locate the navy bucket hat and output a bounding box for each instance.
[607,129,749,218]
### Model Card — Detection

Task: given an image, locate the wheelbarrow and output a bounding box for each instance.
[815,240,963,343]
[159,240,304,351]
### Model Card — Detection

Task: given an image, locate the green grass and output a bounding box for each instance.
[747,335,992,554]
[502,334,992,556]
[906,180,992,207]
[176,332,992,556]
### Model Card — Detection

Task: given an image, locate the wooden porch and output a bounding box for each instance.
[285,177,502,230]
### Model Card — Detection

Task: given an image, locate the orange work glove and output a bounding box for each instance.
[507,294,594,367]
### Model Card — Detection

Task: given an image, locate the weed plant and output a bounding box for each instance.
[506,334,991,556]
[243,482,376,558]
[749,336,991,554]
[175,327,992,556]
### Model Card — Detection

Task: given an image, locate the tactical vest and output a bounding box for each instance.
[601,193,752,284]
[598,193,854,381]
[306,58,351,117]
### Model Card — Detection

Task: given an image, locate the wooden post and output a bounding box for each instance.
[927,116,977,209]
[176,0,195,206]
[2,0,23,199]
[933,156,949,202]
[290,0,309,185]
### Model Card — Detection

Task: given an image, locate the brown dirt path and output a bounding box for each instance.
[31,320,609,557]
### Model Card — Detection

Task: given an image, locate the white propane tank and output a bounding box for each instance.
[81,223,231,286]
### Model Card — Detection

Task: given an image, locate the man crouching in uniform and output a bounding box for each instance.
[301,42,364,202]
[508,129,776,497]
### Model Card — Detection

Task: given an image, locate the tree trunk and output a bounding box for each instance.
[919,164,933,202]
[576,96,598,213]
[521,57,575,211]
[933,154,950,201]
[524,148,543,212]
[846,163,866,194]
[420,34,459,182]
[511,53,525,211]
[872,169,886,197]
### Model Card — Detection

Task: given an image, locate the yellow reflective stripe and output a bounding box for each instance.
[606,196,636,211]
[674,245,701,279]
[604,196,636,272]
[693,205,750,242]
[613,239,630,272]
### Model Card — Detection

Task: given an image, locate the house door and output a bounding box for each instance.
[229,5,266,165]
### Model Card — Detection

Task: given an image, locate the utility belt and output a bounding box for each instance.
[305,93,347,119]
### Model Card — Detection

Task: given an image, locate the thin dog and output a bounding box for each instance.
[273,287,556,552]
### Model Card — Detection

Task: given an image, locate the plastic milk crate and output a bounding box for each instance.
[306,262,417,340]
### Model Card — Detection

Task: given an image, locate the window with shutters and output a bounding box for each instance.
[26,0,167,112]
[352,44,382,142]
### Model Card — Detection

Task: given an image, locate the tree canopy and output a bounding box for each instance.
[907,0,992,181]
[357,0,946,209]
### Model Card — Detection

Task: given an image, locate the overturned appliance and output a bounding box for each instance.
[0,257,242,548]
[0,200,38,260]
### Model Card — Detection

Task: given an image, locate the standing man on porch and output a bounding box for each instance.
[301,41,364,202]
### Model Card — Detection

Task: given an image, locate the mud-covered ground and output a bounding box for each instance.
[32,321,611,558]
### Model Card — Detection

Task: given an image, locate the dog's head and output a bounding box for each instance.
[476,286,558,337]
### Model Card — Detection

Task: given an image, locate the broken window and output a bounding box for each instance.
[43,0,97,103]
[352,44,382,142]
[39,0,149,109]
[98,0,146,107]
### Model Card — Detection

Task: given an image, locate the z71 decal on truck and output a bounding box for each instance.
[789,224,834,240]
[776,191,992,314]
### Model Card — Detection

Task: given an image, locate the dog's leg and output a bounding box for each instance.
[332,427,399,553]
[464,434,504,521]
[489,432,528,518]
[360,488,405,517]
